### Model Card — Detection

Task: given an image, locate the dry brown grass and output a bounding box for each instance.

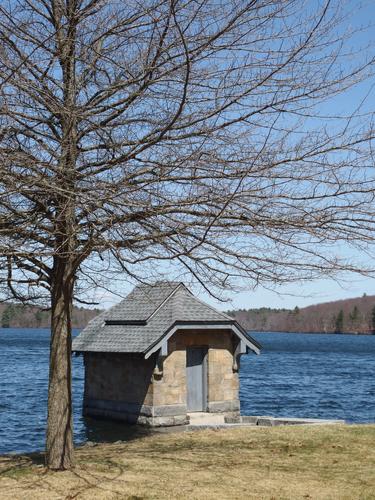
[0,424,374,499]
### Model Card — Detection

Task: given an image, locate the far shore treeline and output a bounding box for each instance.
[227,294,375,334]
[0,304,101,329]
[2,294,375,334]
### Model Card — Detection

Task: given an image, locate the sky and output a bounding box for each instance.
[96,272,375,312]
[212,275,375,312]
[212,0,375,312]
[92,0,375,313]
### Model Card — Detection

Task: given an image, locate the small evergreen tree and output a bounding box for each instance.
[335,309,344,333]
[349,305,361,331]
[371,306,375,332]
[35,310,43,328]
[1,305,15,328]
[1,309,10,328]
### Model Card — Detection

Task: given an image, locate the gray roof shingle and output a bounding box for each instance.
[106,281,182,322]
[72,282,259,354]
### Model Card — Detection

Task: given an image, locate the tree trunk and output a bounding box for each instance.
[45,258,75,469]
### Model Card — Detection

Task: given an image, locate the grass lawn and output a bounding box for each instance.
[0,424,374,499]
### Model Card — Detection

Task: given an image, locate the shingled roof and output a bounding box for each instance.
[72,282,260,355]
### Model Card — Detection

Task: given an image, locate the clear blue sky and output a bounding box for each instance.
[211,275,375,312]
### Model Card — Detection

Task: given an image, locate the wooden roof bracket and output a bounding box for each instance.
[233,339,247,372]
[153,342,168,380]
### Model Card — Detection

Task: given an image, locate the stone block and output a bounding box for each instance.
[153,404,187,417]
[151,415,188,427]
[256,417,275,426]
[240,416,259,424]
[137,415,153,426]
[207,400,240,413]
[224,413,242,423]
[173,414,190,426]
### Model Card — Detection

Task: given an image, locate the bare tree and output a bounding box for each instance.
[0,0,375,469]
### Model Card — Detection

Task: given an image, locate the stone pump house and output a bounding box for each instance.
[73,282,261,426]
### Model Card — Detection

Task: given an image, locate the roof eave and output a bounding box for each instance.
[144,320,261,359]
[233,321,262,351]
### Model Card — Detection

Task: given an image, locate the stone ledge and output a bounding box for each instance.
[84,406,189,427]
[186,423,256,430]
[271,417,346,426]
[83,398,189,427]
[224,415,346,426]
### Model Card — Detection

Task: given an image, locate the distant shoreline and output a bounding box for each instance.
[1,327,374,336]
[227,293,375,336]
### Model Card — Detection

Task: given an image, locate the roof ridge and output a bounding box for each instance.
[135,280,182,290]
[100,281,186,325]
[169,285,188,322]
[146,282,188,322]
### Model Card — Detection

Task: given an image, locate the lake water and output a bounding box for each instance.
[0,329,374,454]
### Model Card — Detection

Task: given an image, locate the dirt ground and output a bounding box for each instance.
[0,424,374,499]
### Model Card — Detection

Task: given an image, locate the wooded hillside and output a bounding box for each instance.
[0,303,101,329]
[227,294,375,334]
[3,293,375,333]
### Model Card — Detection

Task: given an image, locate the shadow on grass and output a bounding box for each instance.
[0,450,44,478]
[0,417,156,475]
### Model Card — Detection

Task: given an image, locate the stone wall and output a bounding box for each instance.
[83,328,241,426]
[152,348,188,425]
[83,352,157,424]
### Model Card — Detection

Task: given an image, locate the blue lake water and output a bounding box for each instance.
[0,328,374,454]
